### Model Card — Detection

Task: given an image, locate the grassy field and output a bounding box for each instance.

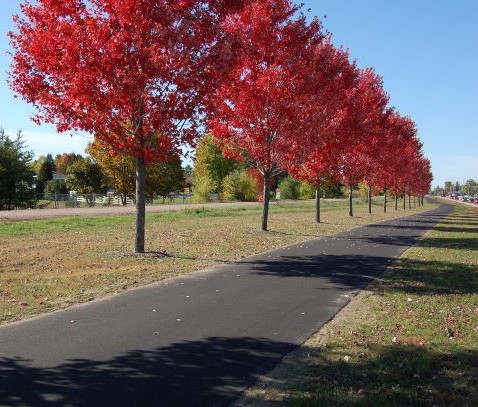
[238,201,478,406]
[0,198,434,325]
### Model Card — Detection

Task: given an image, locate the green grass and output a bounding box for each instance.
[283,203,478,406]
[0,214,132,237]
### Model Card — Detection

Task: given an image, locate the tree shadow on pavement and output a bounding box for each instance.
[0,336,295,407]
[346,232,478,250]
[242,253,477,297]
[244,253,391,289]
[367,222,478,235]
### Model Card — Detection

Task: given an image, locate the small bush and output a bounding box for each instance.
[193,177,217,202]
[299,181,316,199]
[221,170,258,201]
[279,176,300,200]
[323,183,344,198]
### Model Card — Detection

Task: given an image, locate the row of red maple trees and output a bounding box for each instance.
[8,0,432,253]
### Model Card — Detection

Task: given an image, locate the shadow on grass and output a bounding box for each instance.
[0,336,294,407]
[384,257,477,296]
[284,344,478,406]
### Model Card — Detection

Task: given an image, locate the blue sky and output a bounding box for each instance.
[1,1,477,188]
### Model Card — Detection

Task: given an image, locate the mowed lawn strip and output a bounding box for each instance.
[238,202,478,406]
[1,199,435,325]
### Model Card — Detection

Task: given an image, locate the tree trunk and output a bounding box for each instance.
[135,155,146,253]
[384,187,387,213]
[261,169,271,231]
[395,193,398,211]
[349,184,353,217]
[408,194,411,209]
[315,183,321,223]
[403,194,406,210]
[368,184,372,215]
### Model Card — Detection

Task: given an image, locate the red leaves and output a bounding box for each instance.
[9,0,243,162]
[209,0,325,175]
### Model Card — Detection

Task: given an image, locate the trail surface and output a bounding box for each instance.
[0,205,452,407]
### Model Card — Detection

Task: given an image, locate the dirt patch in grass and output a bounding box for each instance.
[234,202,478,406]
[0,200,434,325]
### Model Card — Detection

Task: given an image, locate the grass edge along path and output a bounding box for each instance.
[234,202,478,406]
[1,199,435,325]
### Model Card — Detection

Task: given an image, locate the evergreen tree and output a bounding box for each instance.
[36,153,55,192]
[0,129,36,210]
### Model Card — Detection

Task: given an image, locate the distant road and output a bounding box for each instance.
[437,196,478,208]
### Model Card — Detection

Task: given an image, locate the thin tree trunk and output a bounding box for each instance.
[413,195,416,207]
[384,187,387,213]
[368,184,372,215]
[408,194,411,209]
[349,184,353,217]
[135,155,146,253]
[403,194,406,210]
[315,183,321,223]
[395,193,398,211]
[261,170,271,231]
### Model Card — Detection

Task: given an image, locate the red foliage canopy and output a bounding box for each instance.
[333,68,390,187]
[208,0,325,174]
[9,0,247,161]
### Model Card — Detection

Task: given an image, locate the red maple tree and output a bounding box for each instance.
[332,68,390,217]
[387,115,423,210]
[288,42,357,223]
[208,0,326,230]
[9,0,244,252]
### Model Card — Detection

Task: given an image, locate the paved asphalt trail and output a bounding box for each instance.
[0,204,453,407]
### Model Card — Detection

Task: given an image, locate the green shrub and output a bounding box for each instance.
[323,183,344,198]
[193,177,216,202]
[279,175,300,200]
[299,180,316,199]
[221,170,258,201]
